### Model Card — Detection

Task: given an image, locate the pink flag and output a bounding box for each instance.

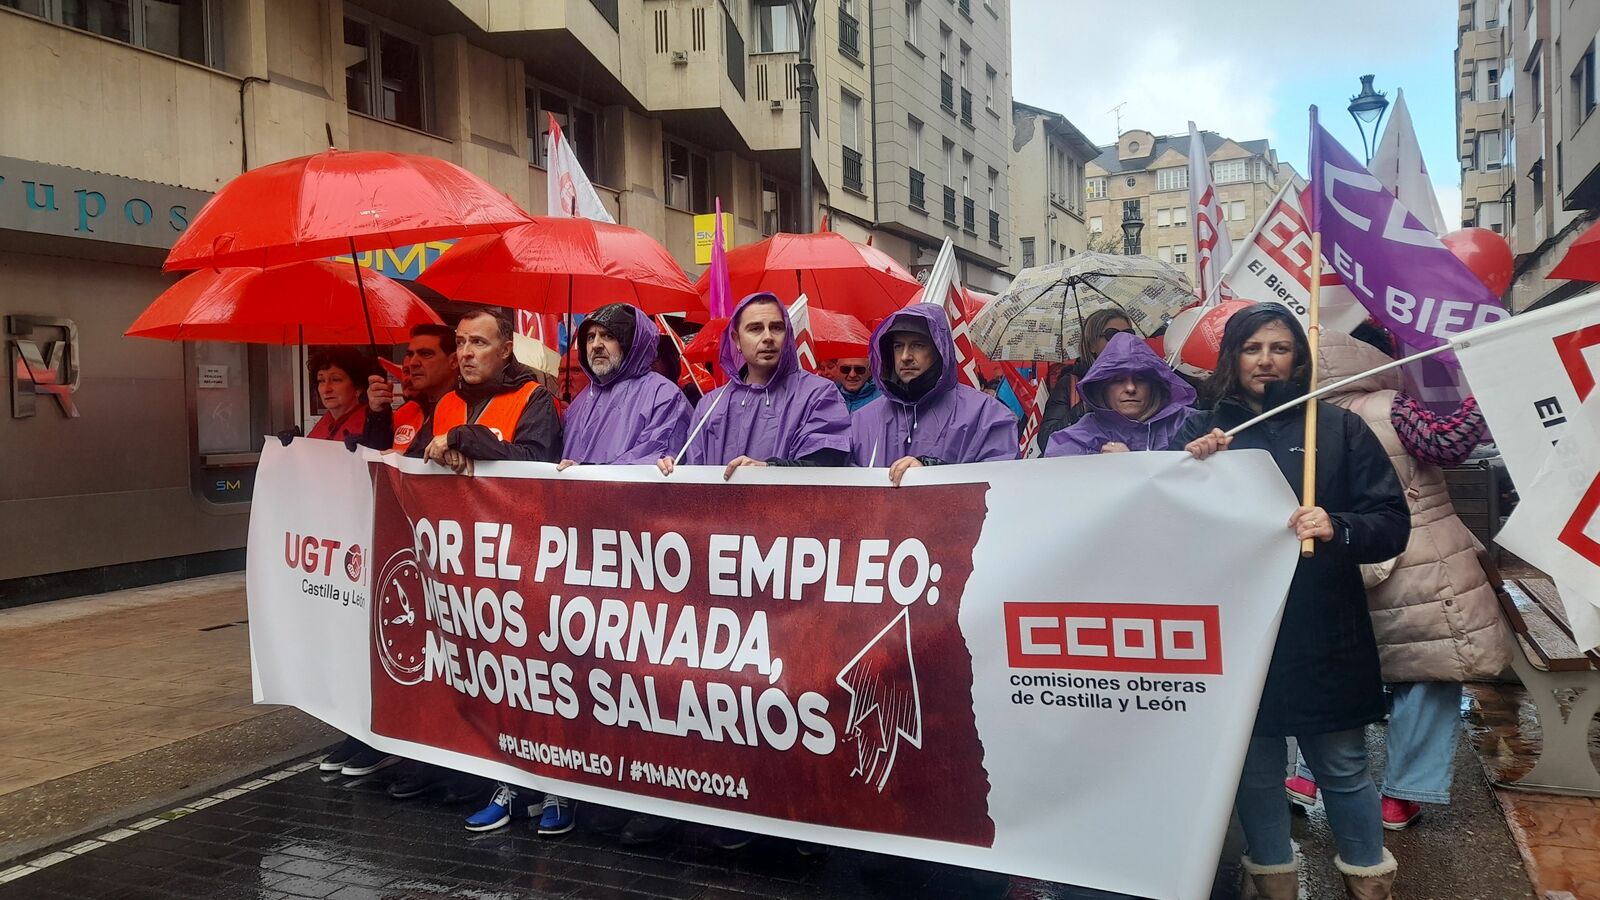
[707,197,733,319]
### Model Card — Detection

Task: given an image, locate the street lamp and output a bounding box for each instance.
[1120,200,1144,256]
[793,0,818,233]
[1347,74,1390,165]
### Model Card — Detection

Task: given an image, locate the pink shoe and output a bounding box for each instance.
[1381,796,1421,830]
[1284,774,1318,806]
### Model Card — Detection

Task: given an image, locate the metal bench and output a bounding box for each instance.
[1484,552,1600,797]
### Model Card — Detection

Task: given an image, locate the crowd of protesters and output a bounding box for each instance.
[291,292,1510,900]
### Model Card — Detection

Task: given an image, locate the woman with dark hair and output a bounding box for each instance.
[1036,307,1136,446]
[1173,303,1410,900]
[305,347,378,442]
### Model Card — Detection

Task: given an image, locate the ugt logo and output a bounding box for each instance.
[8,315,79,418]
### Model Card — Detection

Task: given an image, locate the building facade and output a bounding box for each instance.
[0,0,1012,601]
[1082,129,1293,287]
[1008,100,1097,269]
[1462,0,1600,311]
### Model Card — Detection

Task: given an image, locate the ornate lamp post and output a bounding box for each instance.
[793,0,818,233]
[1347,74,1390,165]
[1120,199,1144,256]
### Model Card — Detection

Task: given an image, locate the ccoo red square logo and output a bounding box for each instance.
[1003,602,1223,675]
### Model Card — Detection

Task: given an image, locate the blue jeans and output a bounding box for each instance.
[1238,728,1384,867]
[1296,682,1461,803]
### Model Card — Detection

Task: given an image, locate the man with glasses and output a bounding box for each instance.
[833,357,879,411]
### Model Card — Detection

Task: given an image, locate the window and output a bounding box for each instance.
[1021,237,1036,268]
[1531,60,1542,115]
[9,0,223,66]
[841,89,864,192]
[838,0,859,56]
[1212,160,1247,184]
[1479,130,1504,171]
[1089,216,1103,233]
[528,82,603,175]
[939,22,951,71]
[1156,246,1172,263]
[904,0,920,47]
[1253,159,1270,183]
[761,176,798,235]
[908,116,924,169]
[754,0,798,52]
[1172,205,1187,227]
[1157,208,1173,227]
[1173,246,1189,264]
[962,152,972,197]
[959,42,969,87]
[1475,200,1506,234]
[1573,42,1597,125]
[943,139,955,187]
[1156,167,1188,192]
[664,137,711,213]
[1488,67,1501,100]
[1085,176,1106,200]
[345,12,428,130]
[985,65,997,110]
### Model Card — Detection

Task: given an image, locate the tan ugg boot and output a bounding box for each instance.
[1335,848,1398,899]
[1240,854,1299,900]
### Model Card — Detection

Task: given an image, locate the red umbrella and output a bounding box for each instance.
[416,217,701,316]
[694,232,922,322]
[126,261,443,345]
[164,149,532,271]
[1549,218,1600,282]
[683,306,872,365]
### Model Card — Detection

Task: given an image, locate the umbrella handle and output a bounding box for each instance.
[348,238,379,358]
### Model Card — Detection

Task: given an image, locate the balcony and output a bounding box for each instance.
[988,209,1000,243]
[943,186,957,224]
[843,146,864,193]
[963,196,976,233]
[960,88,973,126]
[909,168,926,210]
[941,72,955,113]
[838,6,860,58]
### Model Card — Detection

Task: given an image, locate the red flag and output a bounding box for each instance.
[998,362,1044,457]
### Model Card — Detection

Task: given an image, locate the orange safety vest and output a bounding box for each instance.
[433,381,542,444]
[390,401,426,453]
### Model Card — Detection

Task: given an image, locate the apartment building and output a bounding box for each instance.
[0,0,1012,600]
[1462,0,1600,311]
[1082,129,1294,287]
[1009,100,1098,269]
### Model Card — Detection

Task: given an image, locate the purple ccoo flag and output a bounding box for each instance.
[1308,107,1507,362]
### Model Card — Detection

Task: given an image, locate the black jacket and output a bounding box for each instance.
[1037,359,1090,449]
[1172,391,1410,737]
[405,361,563,464]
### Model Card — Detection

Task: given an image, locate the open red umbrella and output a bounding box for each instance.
[693,232,922,323]
[416,217,700,316]
[164,149,532,271]
[683,306,872,365]
[1549,218,1600,282]
[126,261,443,345]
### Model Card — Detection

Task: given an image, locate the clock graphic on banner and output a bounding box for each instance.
[373,548,429,686]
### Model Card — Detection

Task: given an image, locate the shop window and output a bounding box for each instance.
[344,10,429,131]
[5,0,222,66]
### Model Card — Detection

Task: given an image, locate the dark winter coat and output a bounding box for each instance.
[1172,389,1410,737]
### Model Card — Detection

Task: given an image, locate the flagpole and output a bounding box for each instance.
[1300,241,1322,558]
[1221,340,1456,439]
[674,388,725,466]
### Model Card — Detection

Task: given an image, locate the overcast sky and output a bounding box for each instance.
[1011,0,1463,222]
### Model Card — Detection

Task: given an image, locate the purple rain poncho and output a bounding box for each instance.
[562,305,693,464]
[1044,332,1198,457]
[681,293,851,466]
[849,304,1019,466]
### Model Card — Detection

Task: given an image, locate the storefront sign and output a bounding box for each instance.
[694,213,731,265]
[0,155,212,250]
[7,315,79,418]
[332,241,455,283]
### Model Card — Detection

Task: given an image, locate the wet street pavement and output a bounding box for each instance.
[0,758,1129,900]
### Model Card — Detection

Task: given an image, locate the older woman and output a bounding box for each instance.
[1043,332,1196,456]
[305,348,377,443]
[1174,304,1410,900]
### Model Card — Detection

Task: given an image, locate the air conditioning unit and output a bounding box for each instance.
[671,50,689,65]
[770,99,784,110]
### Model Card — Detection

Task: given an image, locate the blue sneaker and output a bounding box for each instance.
[536,794,575,835]
[465,783,516,832]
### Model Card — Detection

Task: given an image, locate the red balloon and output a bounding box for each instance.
[1178,300,1254,373]
[1440,227,1514,296]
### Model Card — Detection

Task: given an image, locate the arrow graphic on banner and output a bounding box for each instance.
[836,607,923,792]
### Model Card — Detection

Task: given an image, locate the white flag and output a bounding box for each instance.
[1215,180,1367,333]
[1455,289,1600,649]
[1188,122,1233,306]
[922,238,985,388]
[789,293,818,372]
[546,114,615,224]
[1370,90,1449,236]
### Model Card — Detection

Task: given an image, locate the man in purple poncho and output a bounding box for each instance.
[850,304,1018,485]
[657,292,850,480]
[557,303,692,468]
[1043,331,1197,457]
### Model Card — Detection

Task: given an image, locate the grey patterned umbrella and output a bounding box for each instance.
[971,253,1197,362]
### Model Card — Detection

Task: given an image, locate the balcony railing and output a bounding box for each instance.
[838,6,860,57]
[988,209,1000,242]
[843,146,864,193]
[941,72,954,113]
[909,168,926,210]
[943,186,957,224]
[960,88,973,125]
[963,196,976,232]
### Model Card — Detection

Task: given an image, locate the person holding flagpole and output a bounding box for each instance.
[1176,303,1410,900]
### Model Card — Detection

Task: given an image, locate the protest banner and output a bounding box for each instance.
[248,442,1303,899]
